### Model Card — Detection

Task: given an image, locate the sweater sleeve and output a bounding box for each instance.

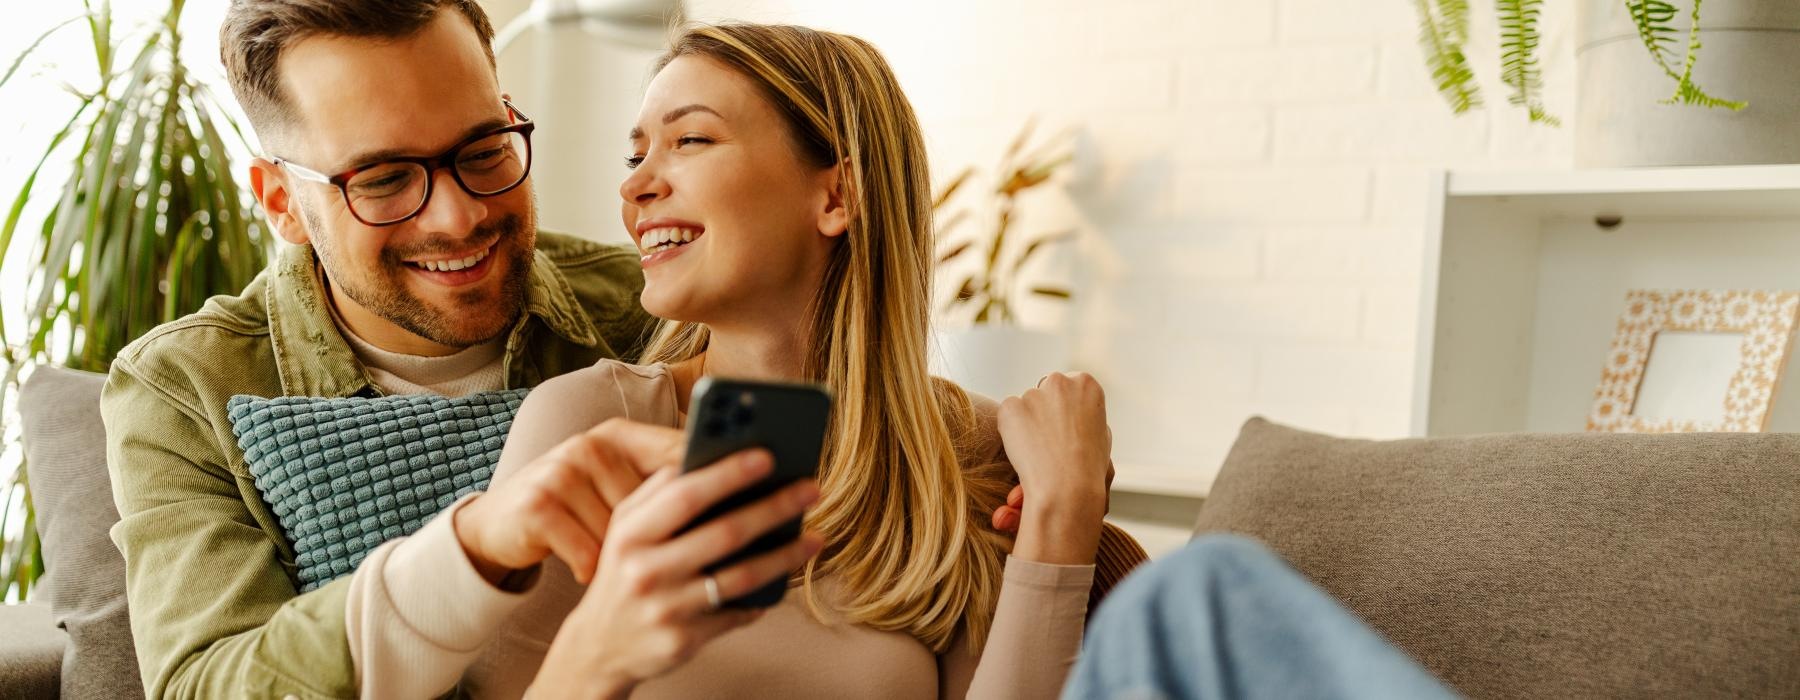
[345,494,541,698]
[939,556,1095,699]
[343,360,670,698]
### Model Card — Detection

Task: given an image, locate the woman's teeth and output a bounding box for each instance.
[640,227,699,254]
[411,247,489,272]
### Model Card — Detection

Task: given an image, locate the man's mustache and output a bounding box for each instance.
[380,214,523,262]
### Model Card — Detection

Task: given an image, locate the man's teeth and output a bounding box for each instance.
[639,227,699,254]
[413,247,489,272]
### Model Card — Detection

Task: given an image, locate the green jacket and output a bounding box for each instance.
[101,232,657,699]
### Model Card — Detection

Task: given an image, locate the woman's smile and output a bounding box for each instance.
[635,217,707,267]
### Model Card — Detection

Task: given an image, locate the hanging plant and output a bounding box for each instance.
[1413,0,1745,125]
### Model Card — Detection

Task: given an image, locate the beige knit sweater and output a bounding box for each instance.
[344,360,1095,698]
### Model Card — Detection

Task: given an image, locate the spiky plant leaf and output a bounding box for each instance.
[932,167,974,210]
[0,16,86,91]
[1,0,270,601]
[937,240,975,265]
[1009,229,1076,279]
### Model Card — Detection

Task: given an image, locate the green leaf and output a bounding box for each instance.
[997,118,1037,173]
[934,209,971,242]
[932,167,974,210]
[937,240,974,265]
[1661,0,1747,110]
[36,34,157,336]
[1009,229,1076,279]
[0,97,96,279]
[997,152,1074,197]
[1413,0,1483,114]
[1626,0,1683,73]
[1496,0,1558,125]
[2,5,274,596]
[954,276,978,302]
[85,0,113,82]
[0,15,86,92]
[942,276,978,315]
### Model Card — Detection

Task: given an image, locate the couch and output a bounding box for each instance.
[6,367,1795,698]
[1192,418,1799,698]
[0,367,1148,698]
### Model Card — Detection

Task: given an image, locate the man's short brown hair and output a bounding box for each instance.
[220,0,497,143]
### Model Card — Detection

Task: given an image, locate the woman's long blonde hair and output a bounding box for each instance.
[640,23,1012,652]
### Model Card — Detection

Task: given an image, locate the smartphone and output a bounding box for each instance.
[680,377,832,608]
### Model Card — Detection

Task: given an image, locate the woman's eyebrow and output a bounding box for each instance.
[629,104,724,141]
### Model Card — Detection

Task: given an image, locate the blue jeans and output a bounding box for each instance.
[1063,535,1458,700]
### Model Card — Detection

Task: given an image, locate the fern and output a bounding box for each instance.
[1497,0,1558,125]
[1414,0,1482,114]
[1665,0,1747,109]
[1626,0,1682,69]
[1626,0,1745,110]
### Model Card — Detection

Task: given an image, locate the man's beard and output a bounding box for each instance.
[306,207,534,349]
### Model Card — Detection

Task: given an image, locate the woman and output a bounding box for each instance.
[347,23,1113,699]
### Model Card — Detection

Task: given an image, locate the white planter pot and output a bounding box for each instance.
[1576,0,1800,167]
[931,327,1072,400]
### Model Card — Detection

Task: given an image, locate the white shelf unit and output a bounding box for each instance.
[1414,165,1800,436]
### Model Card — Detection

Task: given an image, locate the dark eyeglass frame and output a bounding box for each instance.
[271,101,536,227]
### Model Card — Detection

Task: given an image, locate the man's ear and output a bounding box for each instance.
[249,157,310,246]
[816,160,852,239]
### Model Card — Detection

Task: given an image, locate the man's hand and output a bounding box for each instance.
[453,418,685,586]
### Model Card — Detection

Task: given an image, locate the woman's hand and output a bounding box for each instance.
[995,372,1112,565]
[455,418,680,586]
[529,448,825,700]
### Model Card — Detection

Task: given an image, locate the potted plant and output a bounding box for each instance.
[0,0,271,601]
[931,120,1077,399]
[1412,0,1800,166]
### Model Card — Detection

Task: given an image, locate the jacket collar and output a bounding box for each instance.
[265,240,602,397]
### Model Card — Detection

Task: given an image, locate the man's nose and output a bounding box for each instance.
[411,168,489,239]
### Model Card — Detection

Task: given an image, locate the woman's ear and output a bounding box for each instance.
[815,160,853,239]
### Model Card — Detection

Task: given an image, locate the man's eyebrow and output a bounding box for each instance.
[337,117,512,171]
[628,104,723,142]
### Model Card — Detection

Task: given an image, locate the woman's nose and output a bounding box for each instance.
[620,157,670,205]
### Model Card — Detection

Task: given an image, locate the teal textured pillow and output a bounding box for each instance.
[227,389,528,591]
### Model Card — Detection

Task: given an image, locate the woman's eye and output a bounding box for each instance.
[624,155,645,169]
[676,136,712,147]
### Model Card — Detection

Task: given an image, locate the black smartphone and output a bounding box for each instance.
[680,377,831,609]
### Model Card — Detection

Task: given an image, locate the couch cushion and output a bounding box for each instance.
[0,602,67,697]
[20,366,143,699]
[1193,418,1800,699]
[227,389,527,591]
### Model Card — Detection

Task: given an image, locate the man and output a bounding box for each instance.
[101,1,659,696]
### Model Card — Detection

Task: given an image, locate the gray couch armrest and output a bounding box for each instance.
[0,602,67,697]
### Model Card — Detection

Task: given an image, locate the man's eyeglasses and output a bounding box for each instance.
[272,101,535,227]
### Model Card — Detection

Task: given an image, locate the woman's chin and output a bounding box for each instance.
[638,290,703,324]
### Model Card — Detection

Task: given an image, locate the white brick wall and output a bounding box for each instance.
[668,0,1578,509]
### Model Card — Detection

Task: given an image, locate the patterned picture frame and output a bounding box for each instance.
[1588,290,1800,433]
